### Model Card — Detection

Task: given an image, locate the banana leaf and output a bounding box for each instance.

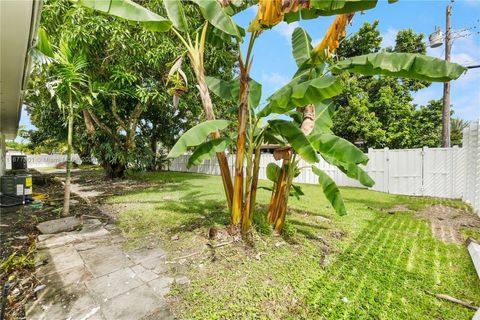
[323,155,374,187]
[269,120,319,163]
[309,133,368,165]
[292,27,312,68]
[284,0,386,23]
[76,0,172,32]
[190,0,242,38]
[267,75,342,115]
[187,137,232,168]
[312,166,346,216]
[168,120,230,158]
[331,52,467,82]
[310,100,335,135]
[163,0,188,32]
[206,76,262,108]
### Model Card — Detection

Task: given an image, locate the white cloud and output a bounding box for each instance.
[381,28,398,48]
[273,21,299,43]
[261,71,290,88]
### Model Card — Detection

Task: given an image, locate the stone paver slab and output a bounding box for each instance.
[39,265,93,288]
[148,277,174,298]
[126,248,165,264]
[140,255,166,271]
[26,284,98,320]
[80,245,133,277]
[100,284,165,320]
[36,216,82,234]
[37,245,84,276]
[85,267,142,301]
[37,228,109,249]
[131,264,158,282]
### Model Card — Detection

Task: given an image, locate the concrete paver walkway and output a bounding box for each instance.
[26,223,176,320]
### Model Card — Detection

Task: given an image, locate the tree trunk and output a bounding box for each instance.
[232,61,250,225]
[103,162,126,179]
[193,64,234,212]
[63,109,74,216]
[243,144,261,232]
[267,161,288,224]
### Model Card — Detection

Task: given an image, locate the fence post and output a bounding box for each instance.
[421,146,428,196]
[384,147,389,193]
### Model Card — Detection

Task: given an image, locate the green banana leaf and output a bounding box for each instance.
[269,120,319,164]
[187,137,232,168]
[190,0,242,38]
[323,155,374,187]
[309,133,368,165]
[76,0,172,32]
[266,163,281,182]
[290,184,305,200]
[206,76,262,108]
[267,75,342,115]
[292,27,312,68]
[310,100,335,135]
[163,0,188,33]
[168,120,230,158]
[331,52,467,82]
[283,0,386,23]
[312,166,346,216]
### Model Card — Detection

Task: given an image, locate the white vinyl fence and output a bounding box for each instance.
[169,120,480,214]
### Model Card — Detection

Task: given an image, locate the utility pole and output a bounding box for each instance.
[442,4,452,147]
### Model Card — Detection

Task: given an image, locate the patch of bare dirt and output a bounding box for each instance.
[416,205,480,244]
[382,204,412,214]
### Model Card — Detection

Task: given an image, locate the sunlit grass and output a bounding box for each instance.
[111,171,480,319]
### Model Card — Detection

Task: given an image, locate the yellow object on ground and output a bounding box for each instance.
[32,193,48,200]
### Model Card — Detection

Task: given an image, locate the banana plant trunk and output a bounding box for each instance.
[247,144,262,224]
[193,65,234,211]
[63,106,74,216]
[232,60,250,225]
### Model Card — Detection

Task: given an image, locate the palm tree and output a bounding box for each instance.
[37,29,88,215]
[451,118,470,146]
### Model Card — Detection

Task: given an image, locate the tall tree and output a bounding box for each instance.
[332,21,436,149]
[26,0,237,178]
[33,30,88,215]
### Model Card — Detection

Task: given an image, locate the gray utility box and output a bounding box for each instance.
[1,174,33,201]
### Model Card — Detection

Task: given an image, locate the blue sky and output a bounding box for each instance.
[19,0,479,136]
[231,0,480,120]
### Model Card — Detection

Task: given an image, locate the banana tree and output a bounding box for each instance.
[36,28,89,216]
[76,0,246,211]
[77,0,467,235]
[198,0,466,234]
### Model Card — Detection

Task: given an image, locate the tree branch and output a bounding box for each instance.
[111,96,128,131]
[86,109,122,144]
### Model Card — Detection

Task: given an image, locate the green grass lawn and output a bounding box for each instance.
[109,171,480,319]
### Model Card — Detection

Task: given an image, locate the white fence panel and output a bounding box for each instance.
[462,120,480,214]
[367,148,389,193]
[387,149,423,196]
[423,147,462,198]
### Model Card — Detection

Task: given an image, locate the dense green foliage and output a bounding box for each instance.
[332,21,467,149]
[25,0,237,176]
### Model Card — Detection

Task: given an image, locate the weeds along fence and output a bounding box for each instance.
[170,120,480,214]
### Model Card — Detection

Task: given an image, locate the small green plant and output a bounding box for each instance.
[0,249,35,275]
